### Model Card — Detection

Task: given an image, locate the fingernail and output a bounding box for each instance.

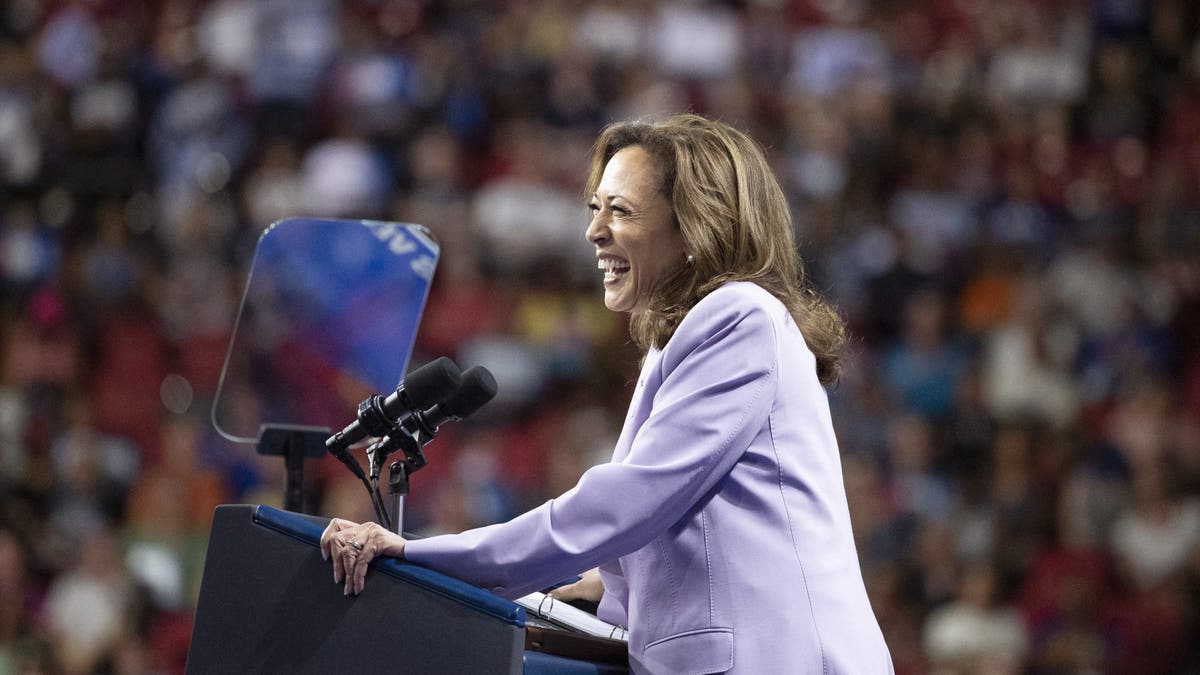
[344,583,350,596]
[322,550,327,561]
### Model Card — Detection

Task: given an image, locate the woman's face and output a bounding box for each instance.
[585,145,684,314]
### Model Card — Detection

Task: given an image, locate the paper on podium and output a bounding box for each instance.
[515,592,628,641]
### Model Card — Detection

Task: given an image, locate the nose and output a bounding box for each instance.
[585,210,609,246]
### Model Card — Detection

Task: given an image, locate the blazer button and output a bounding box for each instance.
[490,586,505,595]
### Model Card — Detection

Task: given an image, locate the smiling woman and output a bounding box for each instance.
[323,114,893,674]
[585,144,684,315]
[583,114,847,384]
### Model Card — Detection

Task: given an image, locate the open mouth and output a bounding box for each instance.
[598,255,630,283]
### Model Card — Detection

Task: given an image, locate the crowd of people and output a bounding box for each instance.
[2,0,1199,673]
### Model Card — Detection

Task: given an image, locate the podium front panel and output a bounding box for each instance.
[187,505,525,674]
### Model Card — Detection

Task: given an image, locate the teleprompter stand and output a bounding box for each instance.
[257,424,329,513]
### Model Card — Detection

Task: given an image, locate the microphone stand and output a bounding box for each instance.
[364,441,392,531]
[365,425,428,534]
[387,460,409,535]
[335,391,411,530]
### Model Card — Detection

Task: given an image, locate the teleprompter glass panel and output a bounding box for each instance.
[212,218,439,443]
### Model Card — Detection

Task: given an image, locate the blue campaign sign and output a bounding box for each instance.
[213,218,439,443]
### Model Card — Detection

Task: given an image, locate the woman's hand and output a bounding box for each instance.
[548,567,604,603]
[319,518,406,596]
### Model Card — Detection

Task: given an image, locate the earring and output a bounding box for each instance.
[686,254,695,265]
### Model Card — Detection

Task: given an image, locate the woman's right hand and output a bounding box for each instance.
[548,567,604,603]
[319,517,406,596]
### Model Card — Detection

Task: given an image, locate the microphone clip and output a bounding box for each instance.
[355,394,399,440]
[364,421,427,482]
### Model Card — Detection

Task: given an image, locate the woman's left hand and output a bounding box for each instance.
[319,517,406,596]
[549,567,605,603]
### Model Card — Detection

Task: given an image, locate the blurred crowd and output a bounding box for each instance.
[2,0,1200,673]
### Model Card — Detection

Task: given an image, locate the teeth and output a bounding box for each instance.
[597,258,630,274]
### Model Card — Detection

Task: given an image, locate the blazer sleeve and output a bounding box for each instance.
[404,292,779,598]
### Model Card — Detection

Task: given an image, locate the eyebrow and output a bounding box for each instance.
[590,193,629,203]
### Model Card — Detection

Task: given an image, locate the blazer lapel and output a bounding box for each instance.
[610,348,664,464]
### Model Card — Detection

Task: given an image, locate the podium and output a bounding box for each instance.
[186,505,628,674]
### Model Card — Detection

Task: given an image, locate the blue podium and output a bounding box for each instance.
[186,505,628,674]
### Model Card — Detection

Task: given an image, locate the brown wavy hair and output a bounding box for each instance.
[584,114,847,385]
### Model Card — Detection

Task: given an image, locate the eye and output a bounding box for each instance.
[611,205,628,216]
[587,202,600,213]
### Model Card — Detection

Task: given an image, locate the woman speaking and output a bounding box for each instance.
[322,114,893,673]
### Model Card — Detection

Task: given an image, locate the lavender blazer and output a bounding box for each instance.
[404,282,893,673]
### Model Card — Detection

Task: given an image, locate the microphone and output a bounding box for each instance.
[407,366,498,442]
[365,366,498,470]
[366,367,498,531]
[326,357,462,477]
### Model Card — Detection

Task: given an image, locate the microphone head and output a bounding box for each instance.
[440,366,498,420]
[400,357,462,410]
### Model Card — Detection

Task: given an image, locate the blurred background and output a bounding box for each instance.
[2,0,1200,673]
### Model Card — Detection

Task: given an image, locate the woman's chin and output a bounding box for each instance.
[603,289,634,314]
